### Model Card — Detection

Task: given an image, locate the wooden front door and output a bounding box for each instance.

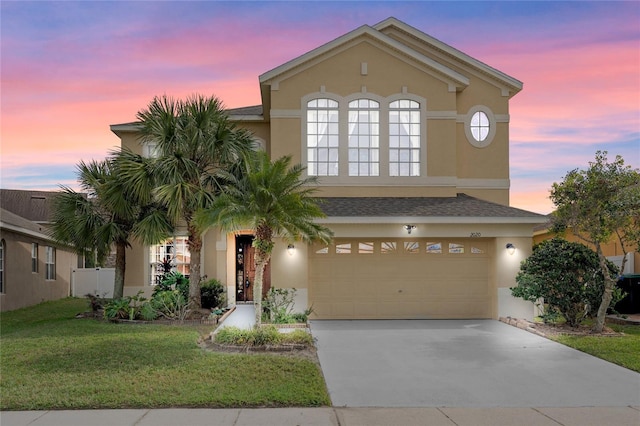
[235,235,271,302]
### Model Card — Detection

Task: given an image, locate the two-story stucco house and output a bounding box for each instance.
[111,17,546,320]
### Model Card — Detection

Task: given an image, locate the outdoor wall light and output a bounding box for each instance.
[506,243,516,255]
[404,224,416,235]
[287,244,295,256]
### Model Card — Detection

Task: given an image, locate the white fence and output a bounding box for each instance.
[609,252,635,275]
[71,268,115,298]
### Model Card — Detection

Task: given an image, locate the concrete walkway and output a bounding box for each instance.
[217,304,256,329]
[3,406,640,426]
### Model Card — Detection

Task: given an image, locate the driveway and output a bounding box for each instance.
[310,320,640,407]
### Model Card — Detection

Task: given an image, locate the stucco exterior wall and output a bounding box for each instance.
[0,230,76,312]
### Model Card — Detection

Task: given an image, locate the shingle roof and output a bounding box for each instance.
[316,194,547,223]
[0,207,47,234]
[226,105,263,116]
[0,189,59,223]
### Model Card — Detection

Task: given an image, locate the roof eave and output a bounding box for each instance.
[259,24,469,89]
[317,216,549,225]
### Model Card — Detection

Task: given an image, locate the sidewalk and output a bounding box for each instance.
[3,406,639,426]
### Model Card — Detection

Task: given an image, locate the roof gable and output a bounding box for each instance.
[374,17,522,95]
[259,23,469,91]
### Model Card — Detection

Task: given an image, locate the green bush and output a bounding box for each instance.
[511,238,622,327]
[262,288,311,324]
[103,292,154,321]
[214,326,312,347]
[200,279,225,309]
[153,272,189,301]
[151,290,190,321]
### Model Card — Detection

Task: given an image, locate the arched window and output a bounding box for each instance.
[389,100,420,176]
[306,98,339,176]
[348,99,380,176]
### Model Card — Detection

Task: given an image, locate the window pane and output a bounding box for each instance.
[449,243,465,254]
[470,111,490,142]
[308,98,339,176]
[426,242,442,253]
[336,243,351,254]
[381,242,397,254]
[359,242,374,254]
[404,241,419,254]
[348,99,379,176]
[389,100,420,176]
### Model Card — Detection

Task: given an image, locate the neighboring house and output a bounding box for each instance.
[0,204,76,312]
[534,219,640,314]
[111,17,546,320]
[533,219,639,275]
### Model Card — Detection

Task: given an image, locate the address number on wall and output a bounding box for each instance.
[469,232,482,237]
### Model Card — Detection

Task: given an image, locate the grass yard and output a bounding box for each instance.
[551,323,640,373]
[0,298,330,410]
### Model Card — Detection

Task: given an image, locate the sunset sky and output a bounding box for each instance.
[2,1,638,214]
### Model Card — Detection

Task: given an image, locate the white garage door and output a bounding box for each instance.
[309,238,491,319]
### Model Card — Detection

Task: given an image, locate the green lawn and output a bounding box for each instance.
[551,323,640,373]
[0,298,330,410]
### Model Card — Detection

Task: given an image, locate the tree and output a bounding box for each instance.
[134,94,255,308]
[50,154,172,298]
[550,151,640,332]
[196,152,333,324]
[511,238,618,327]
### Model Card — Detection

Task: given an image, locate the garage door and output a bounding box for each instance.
[309,238,491,319]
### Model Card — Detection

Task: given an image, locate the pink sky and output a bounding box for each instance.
[2,1,638,214]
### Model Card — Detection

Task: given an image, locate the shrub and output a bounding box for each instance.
[153,272,189,301]
[103,292,153,321]
[511,238,622,327]
[200,279,225,309]
[151,290,190,321]
[214,326,311,347]
[263,288,309,324]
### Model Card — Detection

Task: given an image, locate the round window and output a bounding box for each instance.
[470,111,490,142]
[465,106,496,148]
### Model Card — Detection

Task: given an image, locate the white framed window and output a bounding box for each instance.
[149,237,191,285]
[142,141,160,158]
[389,100,420,176]
[348,99,379,176]
[465,106,496,148]
[31,243,38,273]
[307,98,339,176]
[45,246,56,280]
[0,239,5,293]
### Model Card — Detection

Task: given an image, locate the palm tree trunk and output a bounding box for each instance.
[114,241,126,298]
[253,250,269,325]
[188,226,202,308]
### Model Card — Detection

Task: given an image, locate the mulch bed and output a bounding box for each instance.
[500,316,622,338]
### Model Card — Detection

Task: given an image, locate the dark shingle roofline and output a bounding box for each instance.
[315,194,547,224]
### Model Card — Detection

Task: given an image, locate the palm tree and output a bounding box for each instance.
[196,151,333,324]
[134,94,255,307]
[50,154,172,298]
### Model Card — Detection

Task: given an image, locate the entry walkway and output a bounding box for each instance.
[217,304,255,329]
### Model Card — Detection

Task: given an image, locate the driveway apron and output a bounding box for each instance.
[310,320,640,407]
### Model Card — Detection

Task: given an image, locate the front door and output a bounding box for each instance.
[235,235,271,302]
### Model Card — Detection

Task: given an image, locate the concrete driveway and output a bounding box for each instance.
[310,320,640,407]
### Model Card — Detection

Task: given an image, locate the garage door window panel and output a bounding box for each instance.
[426,242,442,254]
[449,243,465,254]
[404,241,420,254]
[336,243,351,254]
[381,241,397,254]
